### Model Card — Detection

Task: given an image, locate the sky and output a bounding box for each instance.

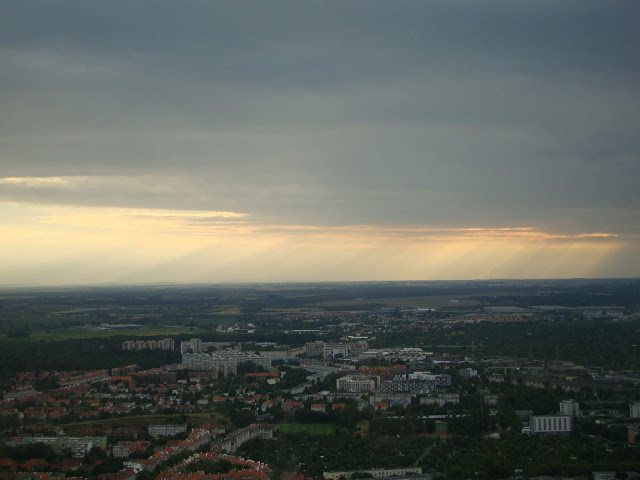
[1,1,639,285]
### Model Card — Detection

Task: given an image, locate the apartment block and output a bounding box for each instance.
[559,399,580,418]
[336,375,380,392]
[122,338,174,351]
[531,415,573,435]
[180,338,203,354]
[148,424,188,437]
[304,341,325,357]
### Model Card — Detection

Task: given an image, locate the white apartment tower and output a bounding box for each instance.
[180,338,203,354]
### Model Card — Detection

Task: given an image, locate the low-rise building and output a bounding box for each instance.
[113,441,151,458]
[380,373,451,394]
[530,415,572,435]
[282,401,304,413]
[458,368,478,379]
[148,424,188,437]
[421,393,460,406]
[369,393,413,407]
[324,467,423,480]
[9,436,107,458]
[336,375,380,392]
[483,394,499,406]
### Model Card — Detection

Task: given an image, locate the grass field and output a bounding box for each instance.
[276,423,337,435]
[61,413,229,429]
[356,420,369,436]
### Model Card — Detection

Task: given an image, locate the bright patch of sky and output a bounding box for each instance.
[1,1,639,284]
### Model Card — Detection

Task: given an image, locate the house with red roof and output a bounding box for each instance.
[282,401,303,413]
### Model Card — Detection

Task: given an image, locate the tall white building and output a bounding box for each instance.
[190,338,203,354]
[630,402,640,419]
[559,399,580,418]
[180,338,203,354]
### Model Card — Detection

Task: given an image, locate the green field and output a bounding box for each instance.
[276,423,337,435]
[311,294,483,308]
[61,413,229,429]
[356,420,369,435]
[1,327,211,342]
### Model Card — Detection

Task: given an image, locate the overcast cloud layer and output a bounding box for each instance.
[1,1,639,284]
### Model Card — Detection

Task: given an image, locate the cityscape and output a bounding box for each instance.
[2,1,640,480]
[1,280,640,479]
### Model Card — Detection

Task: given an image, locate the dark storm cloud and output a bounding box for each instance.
[1,1,639,233]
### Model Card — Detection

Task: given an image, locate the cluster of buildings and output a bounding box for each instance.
[379,372,452,394]
[304,340,369,359]
[331,369,456,412]
[120,337,210,353]
[0,364,276,424]
[156,450,273,480]
[122,426,223,475]
[4,305,640,480]
[212,424,273,454]
[516,400,580,435]
[336,372,452,395]
[159,338,283,376]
